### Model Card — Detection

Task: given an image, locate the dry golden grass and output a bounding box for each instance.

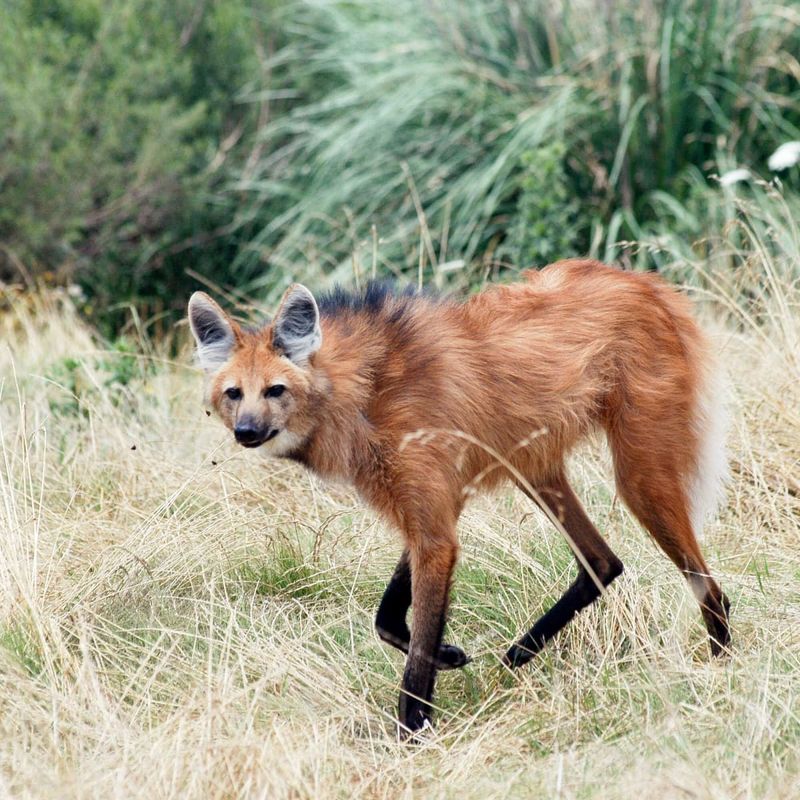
[1,252,798,798]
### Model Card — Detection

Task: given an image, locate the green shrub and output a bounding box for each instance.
[0,0,278,333]
[501,143,581,268]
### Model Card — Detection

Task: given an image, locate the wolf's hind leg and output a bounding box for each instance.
[504,471,624,668]
[376,550,470,670]
[613,468,730,655]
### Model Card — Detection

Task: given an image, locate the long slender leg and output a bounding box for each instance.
[375,550,413,649]
[605,380,731,656]
[375,549,469,669]
[398,539,458,736]
[504,471,624,668]
[615,474,730,655]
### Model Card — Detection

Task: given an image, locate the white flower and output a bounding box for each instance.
[719,168,751,186]
[767,141,800,171]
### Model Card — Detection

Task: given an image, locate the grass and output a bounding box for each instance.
[1,203,799,797]
[239,0,800,289]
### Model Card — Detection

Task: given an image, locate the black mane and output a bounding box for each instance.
[316,280,438,317]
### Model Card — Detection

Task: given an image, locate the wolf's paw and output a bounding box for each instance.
[436,643,471,670]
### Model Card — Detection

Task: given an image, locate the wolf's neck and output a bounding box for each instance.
[288,316,386,483]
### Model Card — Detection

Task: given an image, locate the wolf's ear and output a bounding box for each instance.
[272,284,321,363]
[188,292,238,372]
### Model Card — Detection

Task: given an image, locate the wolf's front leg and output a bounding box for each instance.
[376,548,469,670]
[397,538,458,738]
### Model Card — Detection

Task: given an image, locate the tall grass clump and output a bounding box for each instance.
[3,0,798,327]
[240,0,800,290]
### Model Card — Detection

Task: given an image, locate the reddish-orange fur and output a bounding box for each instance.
[189,259,730,737]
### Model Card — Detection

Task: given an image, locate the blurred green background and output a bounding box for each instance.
[1,0,798,335]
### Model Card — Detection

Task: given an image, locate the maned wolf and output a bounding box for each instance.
[188,259,730,738]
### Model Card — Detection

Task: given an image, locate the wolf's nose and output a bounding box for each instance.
[234,423,264,445]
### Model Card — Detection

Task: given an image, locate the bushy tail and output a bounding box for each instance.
[687,352,730,537]
[647,278,730,538]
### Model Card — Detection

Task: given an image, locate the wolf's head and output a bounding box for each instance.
[188,285,322,456]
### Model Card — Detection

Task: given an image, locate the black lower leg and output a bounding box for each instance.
[376,551,469,670]
[506,470,624,668]
[375,551,412,649]
[398,542,457,738]
[698,584,731,657]
[504,559,623,668]
[399,628,444,736]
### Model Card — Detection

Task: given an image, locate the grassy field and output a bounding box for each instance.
[1,226,799,797]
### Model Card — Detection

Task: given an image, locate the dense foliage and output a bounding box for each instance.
[1,0,280,331]
[1,0,799,332]
[248,0,800,283]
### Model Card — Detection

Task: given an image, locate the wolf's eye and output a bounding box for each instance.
[264,384,286,399]
[224,387,242,400]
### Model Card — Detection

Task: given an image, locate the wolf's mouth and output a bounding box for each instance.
[240,428,280,448]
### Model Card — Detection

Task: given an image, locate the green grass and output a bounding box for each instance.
[239,0,800,293]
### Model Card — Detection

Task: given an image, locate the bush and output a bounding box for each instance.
[0,0,277,333]
[501,143,581,268]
